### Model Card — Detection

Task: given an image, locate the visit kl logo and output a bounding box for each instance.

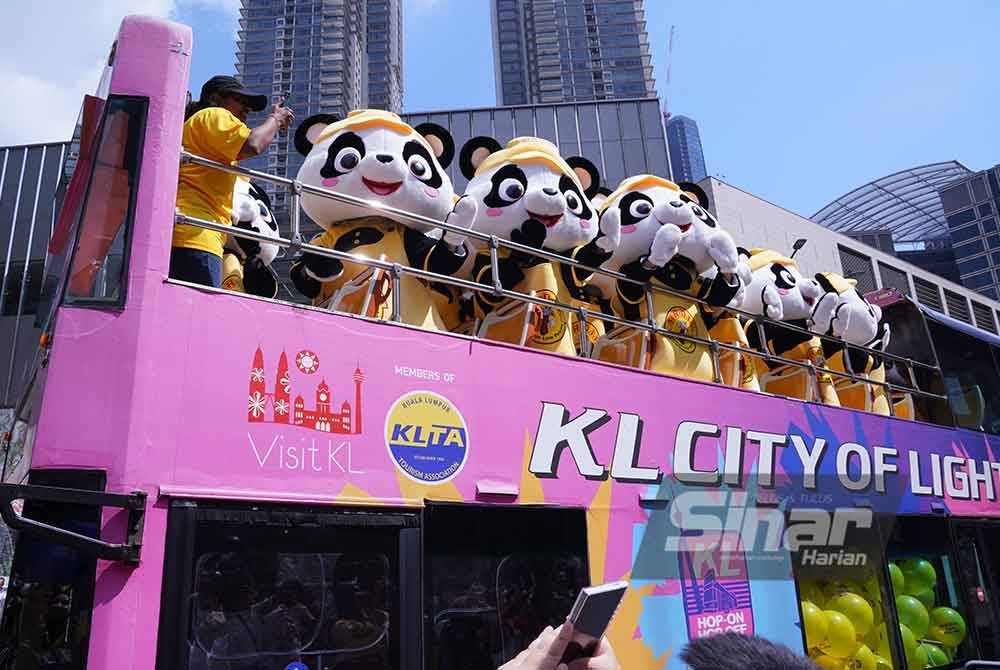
[247,346,365,435]
[384,390,469,484]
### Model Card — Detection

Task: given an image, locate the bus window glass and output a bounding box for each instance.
[424,505,588,670]
[885,517,974,668]
[792,513,896,668]
[63,95,146,308]
[927,321,1000,433]
[0,469,104,670]
[951,522,1000,660]
[162,503,411,670]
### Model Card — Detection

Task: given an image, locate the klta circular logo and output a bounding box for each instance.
[384,390,469,484]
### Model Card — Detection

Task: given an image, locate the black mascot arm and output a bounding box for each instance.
[616,259,654,308]
[699,270,741,307]
[567,240,613,287]
[403,226,467,277]
[290,259,323,299]
[508,219,548,267]
[243,258,279,299]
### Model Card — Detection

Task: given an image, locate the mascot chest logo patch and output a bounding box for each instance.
[531,289,568,345]
[385,391,469,484]
[665,305,697,354]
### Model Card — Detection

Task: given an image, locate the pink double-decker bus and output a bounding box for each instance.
[2,15,1000,670]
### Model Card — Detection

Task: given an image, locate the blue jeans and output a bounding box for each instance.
[170,247,222,287]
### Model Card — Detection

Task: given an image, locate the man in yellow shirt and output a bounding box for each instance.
[172,75,294,286]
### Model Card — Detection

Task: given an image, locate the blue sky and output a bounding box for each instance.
[179,0,999,217]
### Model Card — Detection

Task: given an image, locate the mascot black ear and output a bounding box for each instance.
[814,273,836,294]
[415,122,455,169]
[459,136,503,180]
[294,113,339,157]
[678,181,710,209]
[566,156,601,199]
[248,183,273,213]
[737,246,751,259]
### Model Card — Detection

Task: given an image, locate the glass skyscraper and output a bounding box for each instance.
[938,165,1000,299]
[491,0,656,106]
[665,114,706,183]
[235,0,402,216]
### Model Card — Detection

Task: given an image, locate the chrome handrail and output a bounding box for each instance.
[175,152,949,409]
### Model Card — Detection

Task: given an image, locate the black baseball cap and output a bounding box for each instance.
[199,75,268,112]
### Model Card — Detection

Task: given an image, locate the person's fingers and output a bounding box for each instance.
[567,638,618,670]
[538,622,575,666]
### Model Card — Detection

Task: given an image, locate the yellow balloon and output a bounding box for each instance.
[828,592,875,637]
[873,655,892,670]
[850,643,878,670]
[801,581,827,606]
[820,610,859,658]
[823,580,863,604]
[803,600,830,649]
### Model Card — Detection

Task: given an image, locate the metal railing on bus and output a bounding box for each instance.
[175,151,948,417]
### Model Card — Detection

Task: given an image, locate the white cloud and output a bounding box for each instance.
[0,0,239,146]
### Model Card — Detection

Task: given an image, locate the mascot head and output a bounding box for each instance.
[294,109,456,232]
[456,136,601,253]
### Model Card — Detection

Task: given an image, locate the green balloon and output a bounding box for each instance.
[927,607,967,647]
[922,642,950,666]
[888,563,905,594]
[899,558,937,594]
[907,644,927,670]
[895,595,930,638]
[912,587,935,610]
[899,625,920,669]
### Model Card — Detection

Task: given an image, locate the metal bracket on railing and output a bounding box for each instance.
[577,305,591,357]
[488,237,503,295]
[643,287,656,329]
[710,340,722,384]
[391,264,402,322]
[0,484,147,565]
[288,180,304,253]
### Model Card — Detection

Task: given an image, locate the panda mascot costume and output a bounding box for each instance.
[289,110,469,329]
[583,175,742,382]
[740,250,839,406]
[446,136,606,356]
[222,177,281,298]
[810,272,894,415]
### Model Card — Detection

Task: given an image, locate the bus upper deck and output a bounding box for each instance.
[1,14,1000,670]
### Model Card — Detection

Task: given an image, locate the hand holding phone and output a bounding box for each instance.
[560,581,628,664]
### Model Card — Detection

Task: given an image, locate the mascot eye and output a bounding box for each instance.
[776,268,797,288]
[564,190,584,215]
[408,154,431,180]
[629,200,652,218]
[334,147,361,172]
[499,178,525,202]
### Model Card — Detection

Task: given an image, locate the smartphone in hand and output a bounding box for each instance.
[560,581,628,663]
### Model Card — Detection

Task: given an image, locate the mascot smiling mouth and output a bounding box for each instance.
[362,177,403,196]
[529,211,563,227]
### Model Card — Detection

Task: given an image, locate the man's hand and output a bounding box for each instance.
[271,101,295,132]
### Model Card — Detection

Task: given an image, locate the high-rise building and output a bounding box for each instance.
[937,164,1000,299]
[236,0,403,217]
[665,114,706,183]
[367,0,404,113]
[491,0,656,106]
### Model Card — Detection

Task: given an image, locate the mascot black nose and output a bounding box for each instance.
[542,187,557,196]
[375,154,394,164]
